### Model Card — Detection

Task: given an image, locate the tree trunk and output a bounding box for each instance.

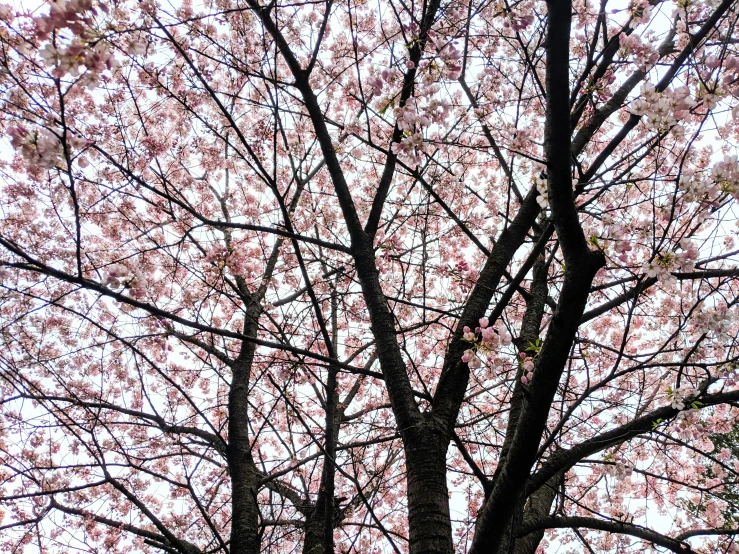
[228,309,262,554]
[405,422,453,554]
[513,472,564,554]
[302,515,325,554]
[302,365,341,554]
[487,256,550,554]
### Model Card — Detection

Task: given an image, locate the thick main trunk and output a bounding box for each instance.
[302,516,325,554]
[405,425,453,554]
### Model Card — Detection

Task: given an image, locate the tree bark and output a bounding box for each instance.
[302,366,341,554]
[228,305,263,554]
[513,472,564,554]
[487,256,550,554]
[405,422,453,554]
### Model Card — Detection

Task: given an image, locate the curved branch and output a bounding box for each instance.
[526,388,739,497]
[518,516,692,553]
[583,268,739,322]
[50,499,201,554]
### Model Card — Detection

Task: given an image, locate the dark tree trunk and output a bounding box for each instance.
[302,516,325,554]
[228,307,262,554]
[468,2,606,551]
[486,256,550,554]
[405,423,453,554]
[513,472,564,554]
[302,365,340,554]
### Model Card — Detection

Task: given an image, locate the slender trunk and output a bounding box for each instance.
[228,308,262,554]
[301,443,337,554]
[486,473,563,554]
[469,1,606,549]
[486,256,550,554]
[302,366,340,554]
[513,472,564,554]
[492,256,549,488]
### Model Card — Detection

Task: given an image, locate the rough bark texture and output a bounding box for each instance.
[228,304,263,554]
[404,421,454,554]
[514,472,565,554]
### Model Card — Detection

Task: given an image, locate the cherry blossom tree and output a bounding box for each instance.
[2,0,739,553]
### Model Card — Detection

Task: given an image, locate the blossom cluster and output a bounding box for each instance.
[428,35,463,81]
[502,12,534,32]
[694,304,737,342]
[601,215,633,263]
[630,83,694,134]
[612,241,634,264]
[200,245,255,279]
[679,167,720,204]
[629,1,652,26]
[102,263,149,299]
[390,132,425,166]
[8,126,63,170]
[710,154,739,196]
[717,364,738,386]
[39,41,117,86]
[380,16,469,164]
[604,457,634,481]
[461,317,512,370]
[24,0,118,86]
[8,125,91,170]
[34,0,101,41]
[388,75,451,165]
[678,154,739,204]
[277,365,312,385]
[673,408,703,441]
[618,33,658,70]
[443,5,466,23]
[641,238,697,284]
[365,74,385,97]
[715,55,739,89]
[668,385,698,411]
[533,173,548,209]
[519,353,535,385]
[203,246,233,266]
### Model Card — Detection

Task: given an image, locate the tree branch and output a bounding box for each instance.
[518,515,693,553]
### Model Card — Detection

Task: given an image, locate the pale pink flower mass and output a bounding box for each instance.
[1,1,739,553]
